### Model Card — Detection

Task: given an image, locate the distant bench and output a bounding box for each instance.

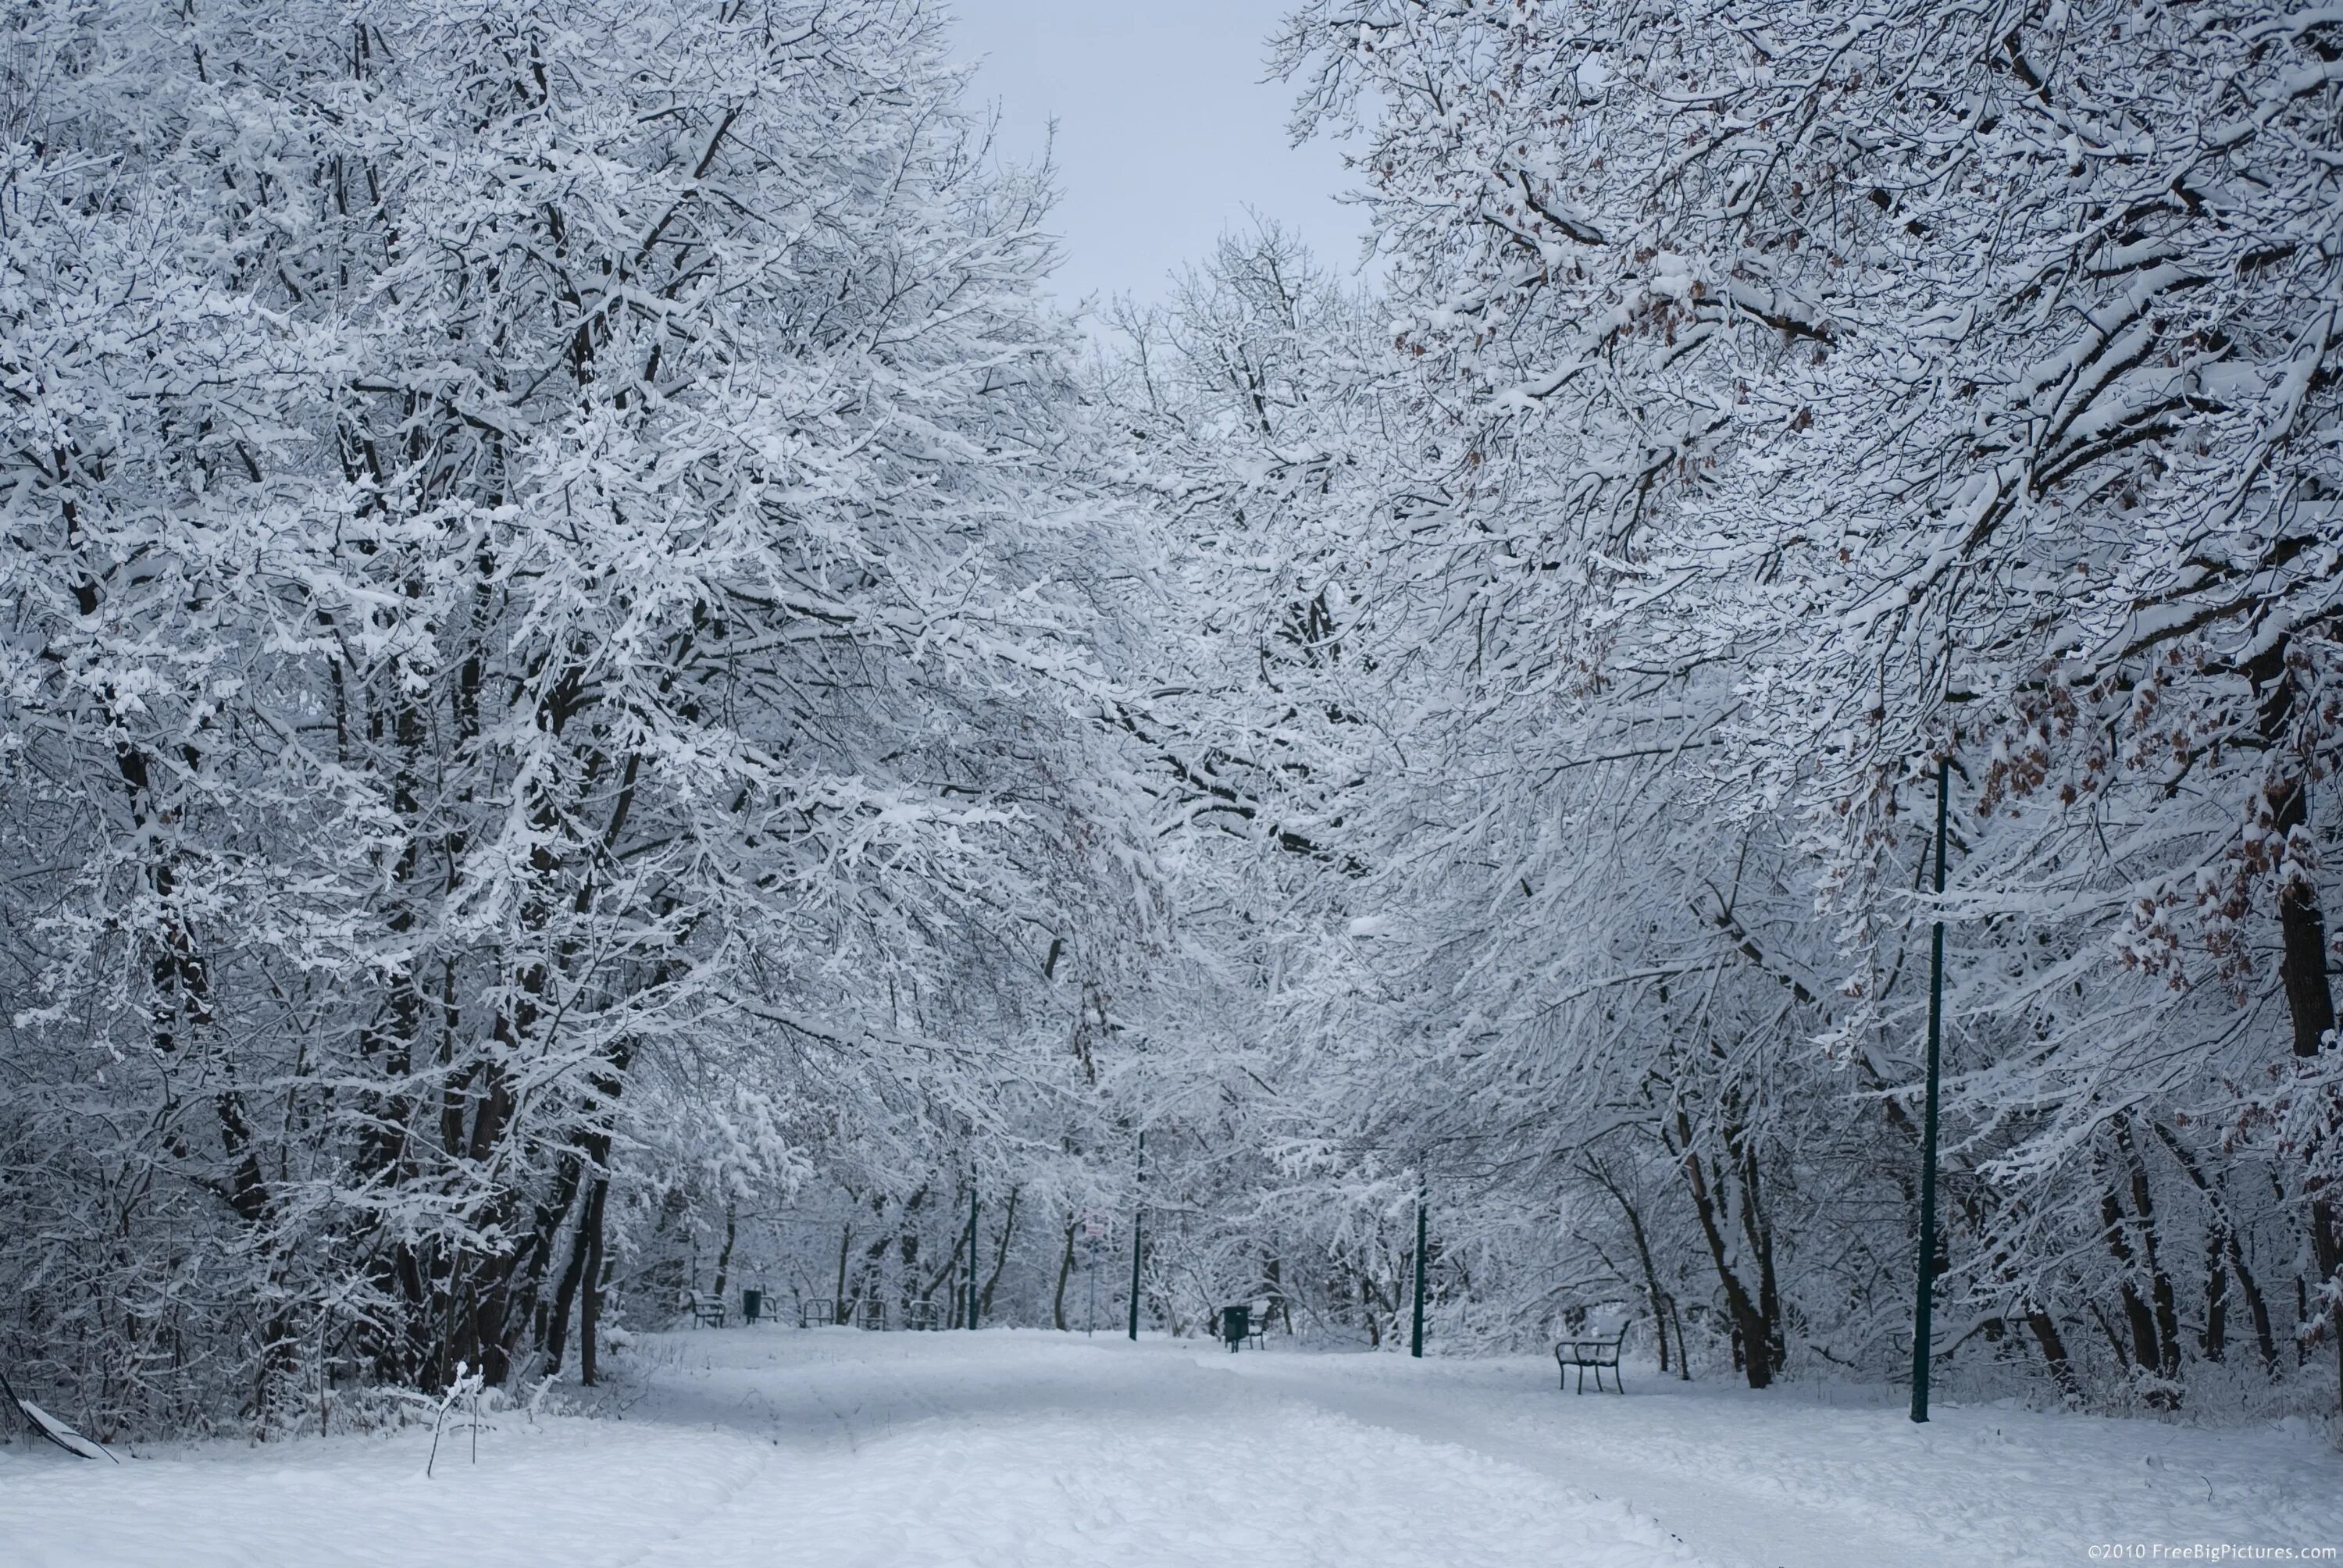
[794,1296,933,1330]
[1555,1327,1624,1394]
[686,1292,726,1329]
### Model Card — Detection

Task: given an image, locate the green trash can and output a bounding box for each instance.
[741,1288,762,1325]
[1221,1303,1250,1352]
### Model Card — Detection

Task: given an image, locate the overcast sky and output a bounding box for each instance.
[943,2,1367,308]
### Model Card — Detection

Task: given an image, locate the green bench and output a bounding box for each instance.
[1555,1327,1625,1394]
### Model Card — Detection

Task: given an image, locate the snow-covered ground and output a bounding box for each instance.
[2,1329,2337,1567]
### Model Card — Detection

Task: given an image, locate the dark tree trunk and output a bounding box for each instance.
[1739,1146,1786,1379]
[1672,1110,1776,1388]
[544,1188,590,1376]
[917,1228,968,1306]
[1357,1269,1394,1347]
[2273,785,2343,1409]
[2116,1121,2183,1383]
[2025,1307,2081,1401]
[2098,1181,2169,1394]
[2255,654,2343,1414]
[2149,1120,2279,1373]
[979,1188,1018,1319]
[578,1175,609,1386]
[1585,1157,1672,1374]
[712,1203,737,1306]
[2203,1247,2231,1364]
[505,1146,585,1371]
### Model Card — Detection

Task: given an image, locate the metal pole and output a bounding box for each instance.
[967,1178,979,1331]
[1410,1176,1428,1359]
[1910,755,1949,1423]
[1127,1129,1144,1341]
[1086,1231,1098,1335]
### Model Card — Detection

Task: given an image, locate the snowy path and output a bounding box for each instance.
[2,1330,2336,1567]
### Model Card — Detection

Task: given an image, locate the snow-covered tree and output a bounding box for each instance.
[1256,0,2343,1409]
[2,0,1142,1430]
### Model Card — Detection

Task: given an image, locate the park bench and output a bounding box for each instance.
[852,1297,885,1331]
[903,1299,943,1331]
[1555,1326,1625,1394]
[799,1297,839,1327]
[686,1291,726,1329]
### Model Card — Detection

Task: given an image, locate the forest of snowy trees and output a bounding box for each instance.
[5,0,2342,1441]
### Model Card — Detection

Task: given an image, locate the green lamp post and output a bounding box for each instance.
[1127,1129,1144,1341]
[1410,1175,1427,1359]
[1910,755,1949,1423]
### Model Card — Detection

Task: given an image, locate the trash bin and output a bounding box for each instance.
[741,1288,762,1325]
[1221,1303,1250,1352]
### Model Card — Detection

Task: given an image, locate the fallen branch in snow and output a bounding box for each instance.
[0,1364,112,1461]
[16,1398,116,1462]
